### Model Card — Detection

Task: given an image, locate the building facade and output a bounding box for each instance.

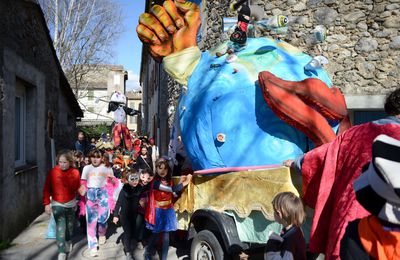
[77,65,128,126]
[0,0,82,240]
[126,91,142,132]
[140,43,170,155]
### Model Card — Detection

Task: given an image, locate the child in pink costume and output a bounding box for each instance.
[79,149,114,257]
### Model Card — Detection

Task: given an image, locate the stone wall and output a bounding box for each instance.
[159,0,399,152]
[199,0,400,95]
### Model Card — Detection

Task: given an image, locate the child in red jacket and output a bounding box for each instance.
[43,150,80,260]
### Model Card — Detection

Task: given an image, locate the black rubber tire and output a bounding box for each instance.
[190,230,224,260]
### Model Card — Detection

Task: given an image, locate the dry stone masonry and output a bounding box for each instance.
[166,0,399,125]
[197,0,400,95]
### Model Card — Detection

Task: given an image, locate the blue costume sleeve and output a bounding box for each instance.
[293,155,304,175]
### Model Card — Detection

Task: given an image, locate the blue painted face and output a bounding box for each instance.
[179,37,338,170]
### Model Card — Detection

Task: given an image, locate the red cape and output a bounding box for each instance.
[301,120,400,259]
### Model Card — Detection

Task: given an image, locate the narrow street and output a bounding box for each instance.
[0,213,190,260]
[2,1,400,259]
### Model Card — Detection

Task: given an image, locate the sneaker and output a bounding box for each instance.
[137,241,144,250]
[143,249,151,260]
[125,252,134,260]
[89,248,98,257]
[65,240,72,253]
[58,253,67,260]
[99,236,106,245]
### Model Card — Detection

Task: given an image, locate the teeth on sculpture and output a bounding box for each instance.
[181,106,186,111]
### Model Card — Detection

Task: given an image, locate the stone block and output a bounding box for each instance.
[343,11,366,23]
[355,37,379,53]
[386,3,400,10]
[314,7,338,25]
[389,36,400,49]
[383,16,400,28]
[374,29,392,38]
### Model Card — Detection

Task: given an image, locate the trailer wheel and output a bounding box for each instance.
[191,230,224,260]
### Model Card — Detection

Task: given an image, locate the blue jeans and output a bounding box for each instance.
[144,232,170,260]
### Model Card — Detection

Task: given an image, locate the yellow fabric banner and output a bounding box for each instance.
[174,167,300,222]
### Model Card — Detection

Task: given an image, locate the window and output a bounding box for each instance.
[15,86,26,166]
[130,116,137,124]
[114,74,120,85]
[15,78,37,168]
[353,110,386,125]
[129,102,136,110]
[88,90,94,100]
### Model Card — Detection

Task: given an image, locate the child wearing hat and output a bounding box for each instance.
[340,134,400,259]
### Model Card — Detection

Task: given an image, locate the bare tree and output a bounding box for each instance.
[38,0,124,98]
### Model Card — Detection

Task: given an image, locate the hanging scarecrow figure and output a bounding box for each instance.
[107,91,140,151]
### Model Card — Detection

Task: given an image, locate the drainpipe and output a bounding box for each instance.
[123,70,128,95]
[157,64,161,155]
[142,65,148,134]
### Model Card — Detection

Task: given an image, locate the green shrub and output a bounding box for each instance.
[79,124,111,140]
[0,239,12,251]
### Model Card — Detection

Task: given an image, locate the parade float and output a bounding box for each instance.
[137,0,349,258]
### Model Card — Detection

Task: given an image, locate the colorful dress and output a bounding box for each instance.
[145,178,182,233]
[144,178,185,260]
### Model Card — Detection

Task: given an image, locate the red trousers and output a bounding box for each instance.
[112,123,132,151]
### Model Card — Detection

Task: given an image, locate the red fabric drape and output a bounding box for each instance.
[301,122,400,259]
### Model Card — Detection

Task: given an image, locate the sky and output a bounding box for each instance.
[114,0,146,92]
[113,0,203,92]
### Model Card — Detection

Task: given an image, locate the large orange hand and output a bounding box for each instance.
[136,0,201,61]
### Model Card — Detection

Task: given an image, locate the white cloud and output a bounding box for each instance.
[126,70,141,91]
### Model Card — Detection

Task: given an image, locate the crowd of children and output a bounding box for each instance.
[44,128,400,260]
[43,133,192,260]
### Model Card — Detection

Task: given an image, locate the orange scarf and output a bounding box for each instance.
[358,216,400,260]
